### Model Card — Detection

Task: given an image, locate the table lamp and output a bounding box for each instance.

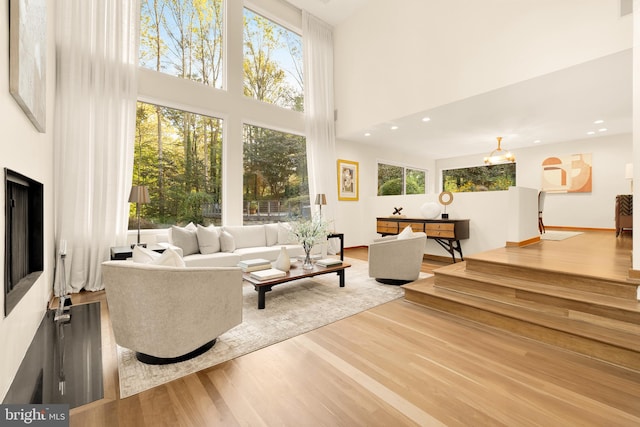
[129,185,150,246]
[315,193,327,220]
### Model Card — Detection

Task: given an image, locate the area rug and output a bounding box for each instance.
[541,231,583,241]
[116,258,432,398]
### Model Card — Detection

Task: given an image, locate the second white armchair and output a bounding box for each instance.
[368,231,427,285]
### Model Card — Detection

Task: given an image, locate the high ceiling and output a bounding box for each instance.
[342,49,632,159]
[286,0,633,160]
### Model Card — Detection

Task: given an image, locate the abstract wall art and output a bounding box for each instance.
[541,153,592,193]
[10,0,47,132]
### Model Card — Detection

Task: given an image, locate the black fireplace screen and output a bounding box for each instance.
[4,168,43,317]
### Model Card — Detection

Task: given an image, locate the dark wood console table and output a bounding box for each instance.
[376,217,470,262]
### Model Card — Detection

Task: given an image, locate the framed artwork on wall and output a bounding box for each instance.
[541,153,592,193]
[337,159,359,201]
[10,0,47,132]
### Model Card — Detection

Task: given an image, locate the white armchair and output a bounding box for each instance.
[102,261,243,364]
[368,232,427,285]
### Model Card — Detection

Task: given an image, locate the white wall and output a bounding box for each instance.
[335,139,506,258]
[336,133,631,258]
[333,0,632,138]
[438,133,632,229]
[0,1,56,401]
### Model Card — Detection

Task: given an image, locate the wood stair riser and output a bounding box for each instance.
[403,290,640,372]
[464,259,637,300]
[434,273,640,327]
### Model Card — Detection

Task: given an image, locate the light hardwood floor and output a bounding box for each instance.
[69,231,640,426]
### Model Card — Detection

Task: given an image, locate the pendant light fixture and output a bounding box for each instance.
[484,137,515,165]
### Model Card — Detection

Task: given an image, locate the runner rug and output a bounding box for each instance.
[540,231,584,241]
[117,258,431,398]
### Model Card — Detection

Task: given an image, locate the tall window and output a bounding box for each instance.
[243,8,304,111]
[139,0,224,89]
[442,163,516,192]
[131,101,223,228]
[377,163,427,196]
[243,124,308,224]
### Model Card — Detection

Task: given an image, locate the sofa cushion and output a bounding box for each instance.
[223,225,267,249]
[197,224,221,254]
[235,245,304,261]
[171,223,199,256]
[220,230,236,252]
[183,252,241,267]
[150,248,186,267]
[132,245,161,263]
[264,223,279,246]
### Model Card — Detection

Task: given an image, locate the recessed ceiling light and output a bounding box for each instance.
[421,117,431,122]
[594,119,604,124]
[533,140,541,144]
[587,131,596,135]
[390,125,398,130]
[364,132,371,137]
[598,128,608,132]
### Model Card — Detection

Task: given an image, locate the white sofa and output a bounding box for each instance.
[154,222,319,267]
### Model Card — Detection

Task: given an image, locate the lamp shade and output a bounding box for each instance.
[625,163,634,180]
[128,185,150,204]
[315,193,327,205]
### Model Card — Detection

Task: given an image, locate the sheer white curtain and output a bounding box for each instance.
[303,12,337,231]
[54,0,139,292]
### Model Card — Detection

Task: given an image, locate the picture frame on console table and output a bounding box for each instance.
[337,159,359,201]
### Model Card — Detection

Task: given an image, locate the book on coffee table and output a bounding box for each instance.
[316,258,342,267]
[250,268,287,281]
[238,258,271,272]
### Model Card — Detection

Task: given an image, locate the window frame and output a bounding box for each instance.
[441,162,517,193]
[377,161,428,196]
[135,0,306,228]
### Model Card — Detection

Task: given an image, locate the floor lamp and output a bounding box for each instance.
[129,185,150,247]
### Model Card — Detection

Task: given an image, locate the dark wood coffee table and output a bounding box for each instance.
[243,261,351,309]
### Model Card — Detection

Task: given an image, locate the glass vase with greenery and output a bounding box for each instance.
[290,216,329,269]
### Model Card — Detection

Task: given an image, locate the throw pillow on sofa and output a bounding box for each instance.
[171,222,199,256]
[264,223,279,246]
[132,245,161,263]
[197,224,221,254]
[150,247,186,267]
[220,230,236,252]
[277,222,296,244]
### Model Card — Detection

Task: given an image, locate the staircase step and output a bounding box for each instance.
[464,257,637,300]
[403,281,640,371]
[434,262,640,328]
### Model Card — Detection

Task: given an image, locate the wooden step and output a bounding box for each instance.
[463,257,637,300]
[433,262,640,328]
[403,280,640,371]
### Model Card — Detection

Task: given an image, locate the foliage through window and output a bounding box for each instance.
[243,124,308,223]
[131,101,223,228]
[243,8,304,111]
[443,163,516,192]
[140,0,224,89]
[378,163,427,196]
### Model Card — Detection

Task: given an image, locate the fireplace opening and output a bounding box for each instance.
[4,168,43,317]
